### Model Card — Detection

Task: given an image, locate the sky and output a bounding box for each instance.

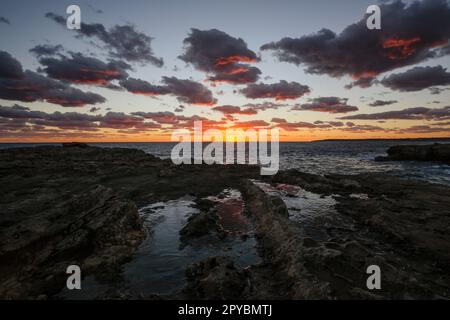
[0,0,450,142]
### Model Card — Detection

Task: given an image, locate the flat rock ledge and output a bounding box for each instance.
[375,143,450,162]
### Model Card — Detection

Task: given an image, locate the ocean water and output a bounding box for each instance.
[1,140,450,185]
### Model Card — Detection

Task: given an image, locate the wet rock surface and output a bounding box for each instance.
[375,143,450,163]
[1,144,450,299]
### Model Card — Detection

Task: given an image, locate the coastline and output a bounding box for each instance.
[1,144,450,299]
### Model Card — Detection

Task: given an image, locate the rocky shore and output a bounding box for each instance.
[375,143,450,163]
[1,144,449,299]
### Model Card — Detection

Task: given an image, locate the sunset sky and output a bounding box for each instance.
[1,0,450,142]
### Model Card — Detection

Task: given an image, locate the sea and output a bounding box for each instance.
[1,139,450,186]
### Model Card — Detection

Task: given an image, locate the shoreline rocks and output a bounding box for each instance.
[1,144,450,299]
[375,143,450,163]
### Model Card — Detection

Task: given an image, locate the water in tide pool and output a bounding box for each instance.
[56,190,260,299]
[1,140,450,185]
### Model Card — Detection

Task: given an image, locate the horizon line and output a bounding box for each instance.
[1,137,450,144]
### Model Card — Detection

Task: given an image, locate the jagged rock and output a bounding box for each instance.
[180,210,221,238]
[241,176,450,299]
[183,256,247,299]
[0,185,144,299]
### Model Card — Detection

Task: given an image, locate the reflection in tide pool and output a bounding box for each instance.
[250,180,355,242]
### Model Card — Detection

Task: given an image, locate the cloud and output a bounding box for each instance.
[0,70,106,107]
[131,111,225,130]
[0,51,24,79]
[212,105,258,115]
[29,44,64,57]
[0,17,10,25]
[45,13,163,66]
[0,105,163,133]
[341,124,387,132]
[243,102,287,112]
[230,120,270,129]
[339,106,450,120]
[174,105,185,112]
[99,112,157,129]
[240,80,310,100]
[380,65,450,91]
[292,97,358,113]
[162,76,216,105]
[0,50,106,107]
[270,118,350,131]
[400,125,450,133]
[119,77,171,95]
[120,76,217,105]
[37,52,131,86]
[0,105,100,131]
[179,28,261,84]
[345,77,378,89]
[261,0,450,86]
[368,99,398,107]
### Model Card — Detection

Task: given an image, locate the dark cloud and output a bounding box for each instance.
[208,65,262,84]
[37,52,131,86]
[243,102,287,111]
[0,70,106,107]
[131,111,191,125]
[120,76,217,105]
[369,99,398,107]
[271,118,349,131]
[271,119,317,130]
[0,50,106,107]
[341,124,387,132]
[119,78,171,95]
[400,125,450,133]
[345,77,378,89]
[0,51,24,79]
[380,65,450,92]
[272,117,386,132]
[292,97,358,113]
[45,13,163,66]
[261,0,450,87]
[99,112,149,129]
[429,87,450,95]
[0,105,100,131]
[179,28,261,84]
[212,105,258,115]
[162,76,216,105]
[0,17,10,25]
[174,105,185,112]
[29,44,64,57]
[90,107,101,113]
[240,80,310,100]
[339,106,450,120]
